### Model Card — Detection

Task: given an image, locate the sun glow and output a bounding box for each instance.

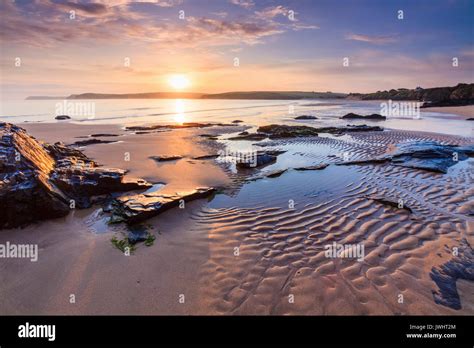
[168,74,191,90]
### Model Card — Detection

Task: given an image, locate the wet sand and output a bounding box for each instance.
[1,119,473,315]
[421,105,474,119]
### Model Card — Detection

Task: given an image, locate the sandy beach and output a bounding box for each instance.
[1,104,473,315]
[421,105,474,119]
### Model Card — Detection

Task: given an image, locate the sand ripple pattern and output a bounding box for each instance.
[194,129,474,314]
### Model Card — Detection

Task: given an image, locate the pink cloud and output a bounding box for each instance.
[345,34,399,45]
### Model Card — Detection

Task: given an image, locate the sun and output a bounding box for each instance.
[168,74,191,90]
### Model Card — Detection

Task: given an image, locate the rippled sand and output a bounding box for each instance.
[0,123,472,315]
[196,129,473,315]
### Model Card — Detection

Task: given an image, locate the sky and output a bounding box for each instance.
[1,0,473,99]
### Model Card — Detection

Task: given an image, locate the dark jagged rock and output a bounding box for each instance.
[55,115,71,120]
[0,123,151,228]
[109,187,216,225]
[294,164,329,171]
[430,239,473,310]
[256,124,383,138]
[70,138,117,147]
[295,115,318,120]
[149,155,183,162]
[257,125,320,138]
[466,118,474,121]
[366,195,412,213]
[337,141,474,173]
[341,113,386,120]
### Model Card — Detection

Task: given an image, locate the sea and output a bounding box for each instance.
[0,98,472,137]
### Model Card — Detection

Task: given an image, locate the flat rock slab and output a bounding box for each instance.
[389,142,473,173]
[294,164,329,171]
[110,187,216,225]
[337,141,474,173]
[228,133,268,141]
[265,169,287,178]
[149,155,183,162]
[70,138,117,147]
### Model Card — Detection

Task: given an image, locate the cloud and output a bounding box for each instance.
[345,34,399,45]
[229,0,255,9]
[89,0,182,7]
[55,2,108,14]
[0,1,291,48]
[255,5,293,20]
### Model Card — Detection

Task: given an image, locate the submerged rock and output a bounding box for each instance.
[0,123,151,228]
[341,113,386,120]
[127,225,150,244]
[109,187,216,225]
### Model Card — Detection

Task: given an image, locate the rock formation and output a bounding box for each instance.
[0,123,151,228]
